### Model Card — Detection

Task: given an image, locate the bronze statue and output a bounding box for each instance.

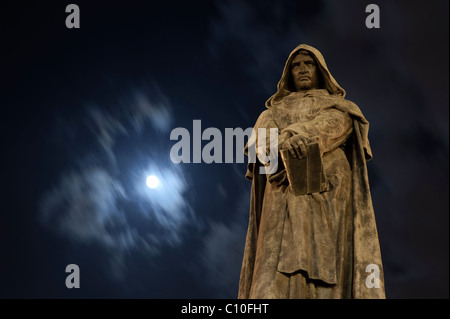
[239,44,385,299]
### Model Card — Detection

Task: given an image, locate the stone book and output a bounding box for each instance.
[280,142,328,195]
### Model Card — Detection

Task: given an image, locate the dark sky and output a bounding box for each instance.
[0,0,448,299]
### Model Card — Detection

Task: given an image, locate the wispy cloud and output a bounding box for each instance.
[40,167,134,250]
[39,84,193,280]
[86,106,128,154]
[130,160,196,246]
[207,0,316,93]
[193,174,250,298]
[126,90,173,134]
[85,87,173,154]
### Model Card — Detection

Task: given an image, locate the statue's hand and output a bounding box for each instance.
[282,134,307,158]
[265,130,291,156]
[278,131,291,151]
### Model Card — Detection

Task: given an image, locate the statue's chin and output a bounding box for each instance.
[295,85,312,91]
[294,79,312,90]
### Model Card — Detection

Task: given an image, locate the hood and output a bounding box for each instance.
[266,44,346,108]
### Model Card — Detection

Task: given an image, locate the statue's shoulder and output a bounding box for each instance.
[320,94,359,108]
[326,96,365,119]
[341,98,362,113]
[251,108,272,128]
[342,97,358,108]
[256,108,274,120]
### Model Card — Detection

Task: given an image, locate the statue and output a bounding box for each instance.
[238,44,385,299]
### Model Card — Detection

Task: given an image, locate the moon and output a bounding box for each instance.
[146,175,160,189]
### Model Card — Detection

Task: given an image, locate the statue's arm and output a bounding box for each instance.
[244,109,281,157]
[281,108,353,156]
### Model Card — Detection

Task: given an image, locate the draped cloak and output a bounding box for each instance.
[238,44,385,299]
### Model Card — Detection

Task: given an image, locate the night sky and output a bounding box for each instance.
[0,0,448,299]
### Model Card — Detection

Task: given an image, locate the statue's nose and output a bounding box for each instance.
[299,67,308,74]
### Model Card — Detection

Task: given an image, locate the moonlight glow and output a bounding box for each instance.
[146,175,160,189]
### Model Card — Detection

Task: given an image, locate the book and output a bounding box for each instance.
[280,142,329,195]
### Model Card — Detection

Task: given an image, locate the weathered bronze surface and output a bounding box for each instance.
[239,44,385,299]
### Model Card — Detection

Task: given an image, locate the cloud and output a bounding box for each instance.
[194,177,250,298]
[39,167,134,250]
[86,106,128,154]
[207,0,322,93]
[39,84,193,279]
[85,87,173,154]
[130,160,196,246]
[126,90,173,134]
[198,221,246,298]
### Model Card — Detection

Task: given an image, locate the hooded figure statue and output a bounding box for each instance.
[238,44,385,299]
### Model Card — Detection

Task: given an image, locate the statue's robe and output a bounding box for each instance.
[238,44,385,299]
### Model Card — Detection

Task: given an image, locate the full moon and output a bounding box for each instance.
[146,175,160,189]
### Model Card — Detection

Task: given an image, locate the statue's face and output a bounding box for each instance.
[290,53,320,92]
